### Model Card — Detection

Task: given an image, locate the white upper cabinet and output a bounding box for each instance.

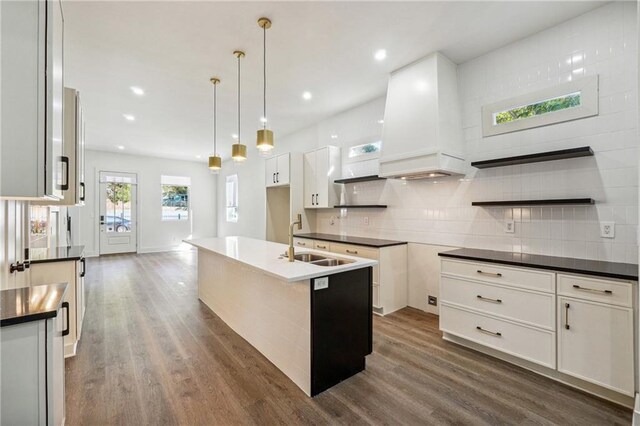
[35,88,86,206]
[265,153,290,187]
[1,0,65,200]
[303,146,340,209]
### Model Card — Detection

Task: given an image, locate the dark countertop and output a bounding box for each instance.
[293,233,407,248]
[1,283,68,327]
[439,248,638,281]
[29,245,84,264]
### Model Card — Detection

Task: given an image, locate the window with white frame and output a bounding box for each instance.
[161,175,191,221]
[348,141,382,161]
[226,174,238,223]
[482,75,599,137]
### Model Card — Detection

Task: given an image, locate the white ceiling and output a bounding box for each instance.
[64,1,606,162]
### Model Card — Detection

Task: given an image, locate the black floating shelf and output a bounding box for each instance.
[472,198,595,207]
[334,205,388,209]
[334,175,386,184]
[471,147,594,169]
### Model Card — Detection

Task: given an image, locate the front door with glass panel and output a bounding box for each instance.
[99,172,137,254]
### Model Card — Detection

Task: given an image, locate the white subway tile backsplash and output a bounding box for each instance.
[314,3,637,264]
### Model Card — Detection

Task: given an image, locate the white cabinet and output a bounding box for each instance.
[440,258,637,402]
[0,0,65,200]
[265,153,290,187]
[558,295,634,396]
[30,258,85,357]
[34,88,86,206]
[303,146,340,208]
[1,295,66,426]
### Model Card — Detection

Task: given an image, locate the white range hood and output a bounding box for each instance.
[379,52,466,179]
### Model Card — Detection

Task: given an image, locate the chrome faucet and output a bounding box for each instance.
[288,213,303,262]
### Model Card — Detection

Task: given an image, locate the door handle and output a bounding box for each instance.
[276,172,279,183]
[572,284,612,295]
[80,182,85,201]
[56,156,69,191]
[80,258,86,278]
[273,173,276,184]
[476,326,501,337]
[100,215,105,225]
[477,270,502,277]
[564,303,570,330]
[477,295,502,304]
[311,194,315,206]
[346,249,358,255]
[62,301,70,336]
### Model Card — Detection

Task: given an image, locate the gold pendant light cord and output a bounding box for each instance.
[237,54,241,143]
[213,82,217,155]
[263,24,267,130]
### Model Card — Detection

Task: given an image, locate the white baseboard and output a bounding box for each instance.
[633,393,640,426]
[138,246,196,254]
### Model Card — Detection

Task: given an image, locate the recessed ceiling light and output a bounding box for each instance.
[232,133,239,140]
[302,91,312,100]
[130,86,144,96]
[330,134,338,139]
[195,155,202,159]
[377,119,384,124]
[123,114,135,121]
[260,116,268,123]
[117,145,125,150]
[374,49,387,61]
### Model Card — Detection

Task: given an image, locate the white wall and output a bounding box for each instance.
[218,3,638,314]
[81,150,217,256]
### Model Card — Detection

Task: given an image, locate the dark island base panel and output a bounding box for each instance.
[439,248,638,281]
[310,267,373,396]
[294,233,407,248]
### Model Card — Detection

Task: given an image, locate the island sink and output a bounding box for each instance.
[294,252,355,267]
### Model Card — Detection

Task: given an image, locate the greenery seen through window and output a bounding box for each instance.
[493,92,581,125]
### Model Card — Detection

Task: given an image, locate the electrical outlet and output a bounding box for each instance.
[363,216,369,226]
[428,296,437,306]
[600,222,615,238]
[504,220,515,234]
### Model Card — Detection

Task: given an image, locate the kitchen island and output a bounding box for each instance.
[185,236,377,396]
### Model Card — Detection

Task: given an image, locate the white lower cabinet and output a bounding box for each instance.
[440,258,637,402]
[30,259,85,357]
[558,296,634,396]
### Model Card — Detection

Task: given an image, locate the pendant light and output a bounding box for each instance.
[256,17,274,153]
[231,50,247,162]
[208,77,222,171]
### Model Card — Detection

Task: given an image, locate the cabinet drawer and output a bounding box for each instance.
[440,276,555,330]
[313,241,330,251]
[292,238,312,248]
[558,274,633,308]
[440,304,556,368]
[441,259,554,293]
[331,243,378,260]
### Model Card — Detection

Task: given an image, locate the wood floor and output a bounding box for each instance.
[66,251,632,425]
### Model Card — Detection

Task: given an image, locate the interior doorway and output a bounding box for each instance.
[99,171,138,255]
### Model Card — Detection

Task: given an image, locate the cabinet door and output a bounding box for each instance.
[315,148,329,208]
[276,153,290,186]
[558,297,634,396]
[265,157,278,187]
[303,151,316,208]
[48,0,65,200]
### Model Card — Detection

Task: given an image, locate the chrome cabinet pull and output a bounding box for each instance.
[572,284,612,295]
[564,303,570,330]
[296,242,306,246]
[477,270,502,277]
[346,249,358,255]
[317,245,327,249]
[276,172,279,183]
[477,295,502,304]
[476,326,501,337]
